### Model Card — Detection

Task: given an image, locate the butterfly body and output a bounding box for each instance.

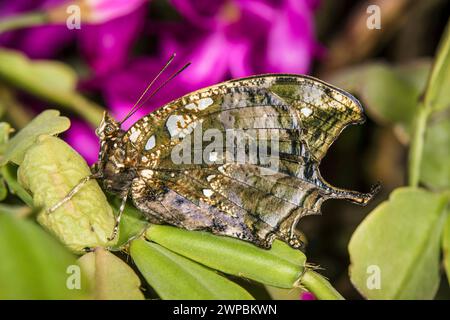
[93,74,379,249]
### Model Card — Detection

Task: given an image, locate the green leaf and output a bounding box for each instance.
[265,286,302,300]
[394,59,432,92]
[424,18,450,111]
[300,270,344,300]
[0,203,32,217]
[78,247,144,300]
[329,60,430,140]
[109,198,148,249]
[443,209,450,285]
[0,177,7,201]
[409,20,450,188]
[349,187,449,299]
[420,115,450,190]
[0,123,12,202]
[18,135,116,253]
[0,86,34,129]
[0,48,77,94]
[0,213,88,299]
[145,225,306,288]
[0,48,103,126]
[0,11,47,34]
[0,109,70,166]
[1,163,33,206]
[0,122,12,155]
[130,238,254,300]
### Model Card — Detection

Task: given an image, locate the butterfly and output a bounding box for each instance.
[49,55,379,249]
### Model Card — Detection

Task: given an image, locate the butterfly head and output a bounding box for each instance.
[96,111,121,140]
[93,111,127,180]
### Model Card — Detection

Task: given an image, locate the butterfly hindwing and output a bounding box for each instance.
[124,74,376,249]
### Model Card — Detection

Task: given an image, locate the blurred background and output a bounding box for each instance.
[0,0,449,299]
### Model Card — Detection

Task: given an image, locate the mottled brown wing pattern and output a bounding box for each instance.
[123,74,378,249]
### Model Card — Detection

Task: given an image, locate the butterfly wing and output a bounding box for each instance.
[124,74,378,248]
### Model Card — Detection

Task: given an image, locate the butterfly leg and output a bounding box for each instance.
[47,173,100,214]
[107,193,128,241]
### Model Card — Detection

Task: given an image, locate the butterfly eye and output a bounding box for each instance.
[105,124,115,134]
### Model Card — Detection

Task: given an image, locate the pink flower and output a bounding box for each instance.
[0,0,74,59]
[65,119,101,165]
[1,0,322,165]
[78,6,147,76]
[82,0,322,164]
[103,0,322,125]
[300,291,316,300]
[161,0,322,89]
[0,0,149,164]
[77,0,149,24]
[0,0,148,75]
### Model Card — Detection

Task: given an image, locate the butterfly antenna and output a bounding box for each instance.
[120,61,191,124]
[119,53,176,125]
